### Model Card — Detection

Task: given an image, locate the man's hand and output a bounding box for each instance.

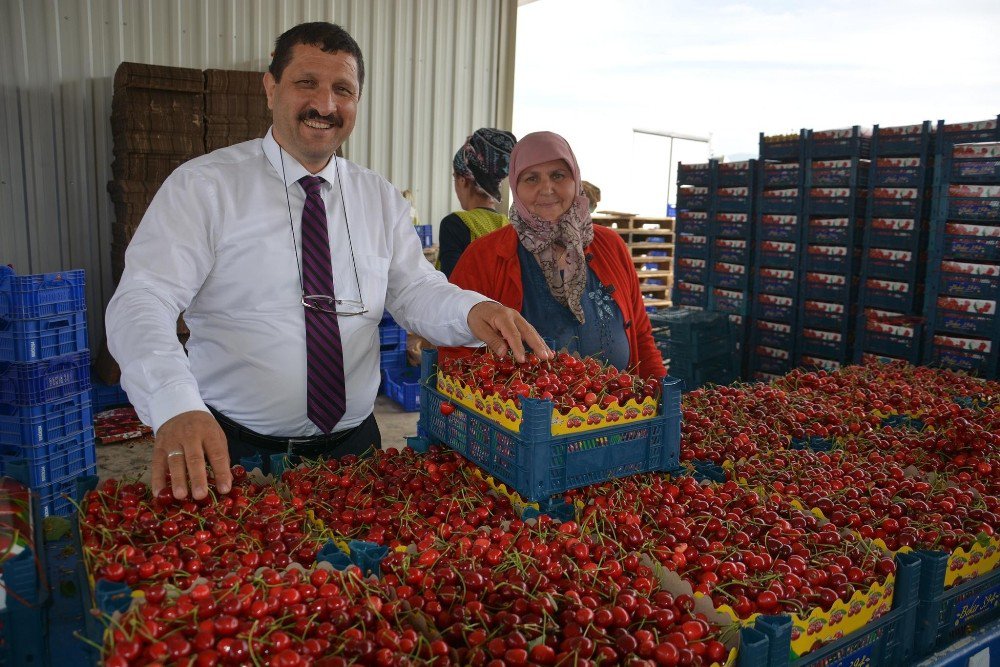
[153,410,232,500]
[467,302,553,363]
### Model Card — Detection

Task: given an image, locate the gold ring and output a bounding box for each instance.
[166,450,184,458]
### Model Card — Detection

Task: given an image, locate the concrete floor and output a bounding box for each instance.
[96,395,420,483]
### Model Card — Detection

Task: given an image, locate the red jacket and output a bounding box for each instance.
[449,224,666,379]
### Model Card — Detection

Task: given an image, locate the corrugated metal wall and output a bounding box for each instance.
[0,0,517,342]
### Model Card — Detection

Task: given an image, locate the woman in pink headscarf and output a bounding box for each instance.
[449,131,664,379]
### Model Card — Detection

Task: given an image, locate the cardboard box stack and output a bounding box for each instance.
[204,69,270,152]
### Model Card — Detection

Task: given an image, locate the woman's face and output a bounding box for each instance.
[515,159,576,222]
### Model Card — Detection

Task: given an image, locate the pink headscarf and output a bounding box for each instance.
[509,131,594,323]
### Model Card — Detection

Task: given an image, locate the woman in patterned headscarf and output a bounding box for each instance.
[437,128,517,278]
[448,131,665,379]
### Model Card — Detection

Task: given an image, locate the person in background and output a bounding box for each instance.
[106,22,549,500]
[448,131,665,380]
[437,128,516,278]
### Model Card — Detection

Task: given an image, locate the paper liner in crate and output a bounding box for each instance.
[435,372,658,436]
[93,407,152,445]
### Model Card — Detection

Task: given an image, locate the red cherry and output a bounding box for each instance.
[439,402,456,416]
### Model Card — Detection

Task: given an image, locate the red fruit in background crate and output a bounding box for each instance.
[439,402,455,416]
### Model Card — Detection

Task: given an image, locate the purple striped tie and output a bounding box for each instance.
[299,175,346,433]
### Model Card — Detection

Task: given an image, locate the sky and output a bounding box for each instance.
[512,0,1000,216]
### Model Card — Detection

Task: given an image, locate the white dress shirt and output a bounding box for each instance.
[107,129,488,436]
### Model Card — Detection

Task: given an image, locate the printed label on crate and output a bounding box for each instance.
[880,123,924,136]
[716,238,747,249]
[813,127,870,139]
[812,159,852,169]
[717,186,749,197]
[803,328,842,342]
[934,334,992,353]
[810,217,850,228]
[675,280,706,293]
[937,296,996,315]
[716,212,748,223]
[764,188,799,198]
[678,210,708,221]
[757,319,792,334]
[681,162,712,172]
[762,215,799,229]
[760,240,797,252]
[946,222,1000,237]
[953,143,1000,158]
[436,374,658,436]
[867,278,910,293]
[877,157,922,168]
[678,234,708,245]
[756,345,790,360]
[805,300,845,314]
[714,262,745,275]
[760,267,796,281]
[949,184,1000,198]
[869,248,913,262]
[714,288,744,301]
[679,185,709,195]
[765,161,799,171]
[943,119,997,133]
[800,355,843,371]
[729,314,744,326]
[873,187,919,200]
[943,536,1000,588]
[718,160,752,172]
[866,319,915,338]
[677,257,706,269]
[941,260,1000,276]
[758,293,794,306]
[753,371,783,382]
[872,218,916,232]
[866,308,906,320]
[808,244,847,256]
[806,272,846,286]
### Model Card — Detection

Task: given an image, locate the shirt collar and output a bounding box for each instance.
[262,128,340,190]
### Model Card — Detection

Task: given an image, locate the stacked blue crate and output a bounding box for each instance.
[377,311,415,409]
[708,159,756,378]
[0,267,96,517]
[672,162,714,309]
[855,122,935,364]
[413,224,434,248]
[797,127,871,369]
[750,130,807,380]
[922,122,1000,378]
[649,309,738,389]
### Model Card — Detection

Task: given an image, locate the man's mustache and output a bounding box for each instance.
[300,110,343,127]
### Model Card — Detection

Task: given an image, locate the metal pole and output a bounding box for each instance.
[667,137,675,215]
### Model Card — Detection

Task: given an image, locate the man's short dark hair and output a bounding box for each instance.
[269,22,366,94]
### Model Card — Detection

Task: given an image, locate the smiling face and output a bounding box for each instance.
[263,43,360,173]
[514,159,576,222]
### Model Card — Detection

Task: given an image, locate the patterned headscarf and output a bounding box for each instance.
[509,131,594,324]
[453,128,517,202]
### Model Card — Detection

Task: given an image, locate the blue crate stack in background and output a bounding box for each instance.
[0,267,97,517]
[378,312,420,411]
[673,163,713,310]
[650,308,739,390]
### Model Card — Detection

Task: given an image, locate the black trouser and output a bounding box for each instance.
[209,407,380,474]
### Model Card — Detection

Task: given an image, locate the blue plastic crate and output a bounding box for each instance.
[760,131,806,161]
[874,121,934,157]
[745,551,919,667]
[932,260,1000,300]
[862,278,919,313]
[0,390,92,447]
[0,266,86,320]
[754,292,797,323]
[945,142,1000,183]
[382,365,421,411]
[936,117,1000,152]
[756,240,800,269]
[711,263,749,292]
[378,321,406,347]
[33,464,96,517]
[864,247,918,281]
[758,214,801,243]
[675,233,710,260]
[713,212,752,239]
[760,188,802,214]
[809,126,872,159]
[0,428,96,486]
[936,221,1000,261]
[416,351,682,502]
[858,314,923,364]
[927,333,995,377]
[713,238,750,265]
[930,295,999,337]
[810,157,869,187]
[672,282,709,308]
[750,346,794,375]
[413,224,433,248]
[91,376,129,412]
[0,351,91,406]
[667,350,734,378]
[676,210,709,236]
[0,310,88,363]
[871,188,924,218]
[802,271,852,302]
[914,550,1000,658]
[674,257,708,284]
[801,299,850,329]
[803,244,859,274]
[0,496,48,667]
[762,162,801,188]
[808,187,866,216]
[945,184,1000,221]
[677,162,713,187]
[868,217,923,251]
[806,215,861,246]
[648,309,731,345]
[752,319,795,349]
[710,287,749,316]
[755,268,799,300]
[873,156,926,187]
[715,186,753,213]
[379,346,407,371]
[676,185,710,210]
[798,353,844,372]
[799,326,851,361]
[716,160,756,187]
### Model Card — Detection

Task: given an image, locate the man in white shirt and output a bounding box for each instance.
[106,22,549,501]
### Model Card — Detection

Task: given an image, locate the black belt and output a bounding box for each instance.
[208,406,368,453]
